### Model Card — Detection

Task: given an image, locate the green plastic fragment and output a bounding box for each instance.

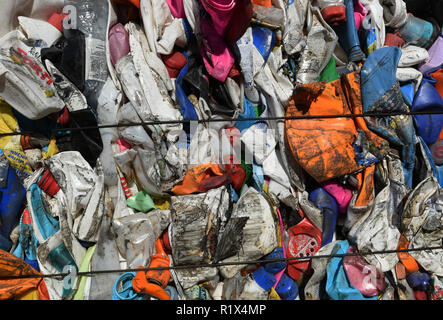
[126,190,156,213]
[318,56,339,83]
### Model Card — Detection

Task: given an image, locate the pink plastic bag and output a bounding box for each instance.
[354,0,367,31]
[166,0,186,18]
[201,0,237,37]
[321,181,353,214]
[200,18,235,82]
[109,23,130,66]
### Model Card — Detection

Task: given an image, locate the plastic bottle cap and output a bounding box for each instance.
[162,52,187,79]
[321,6,346,25]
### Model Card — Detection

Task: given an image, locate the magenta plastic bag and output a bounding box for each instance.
[201,0,236,37]
[166,0,186,18]
[109,23,130,67]
[200,17,234,82]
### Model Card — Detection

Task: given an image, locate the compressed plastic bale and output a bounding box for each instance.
[88,213,122,300]
[398,46,429,68]
[304,241,338,300]
[397,14,440,50]
[325,240,378,300]
[12,208,40,272]
[332,0,365,62]
[348,158,407,272]
[171,163,225,195]
[170,186,230,265]
[343,165,376,233]
[125,22,183,136]
[96,77,123,204]
[44,59,89,113]
[17,16,62,48]
[5,0,443,303]
[219,187,278,279]
[402,177,443,276]
[0,30,65,120]
[309,188,338,247]
[380,0,408,29]
[140,0,187,56]
[64,0,110,112]
[359,0,386,50]
[46,151,105,244]
[342,246,386,297]
[285,79,363,183]
[296,5,338,83]
[112,210,171,269]
[169,186,230,288]
[361,46,417,187]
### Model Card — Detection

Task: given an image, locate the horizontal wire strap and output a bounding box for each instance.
[1,110,443,137]
[1,245,441,280]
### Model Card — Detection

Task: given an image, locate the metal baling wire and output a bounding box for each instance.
[1,245,442,280]
[1,110,443,137]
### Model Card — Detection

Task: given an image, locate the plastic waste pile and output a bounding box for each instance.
[0,0,442,301]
